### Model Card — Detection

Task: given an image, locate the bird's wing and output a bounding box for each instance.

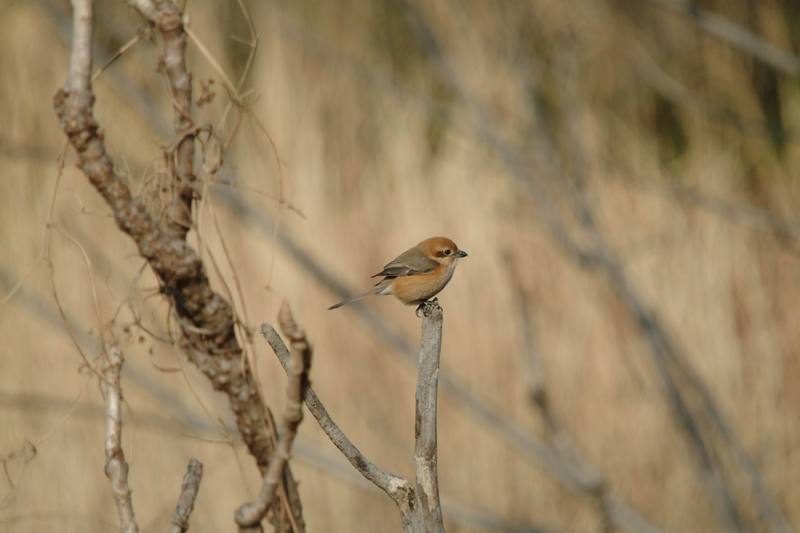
[371,246,438,278]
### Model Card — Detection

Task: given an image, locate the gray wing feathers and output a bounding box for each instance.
[371,247,438,278]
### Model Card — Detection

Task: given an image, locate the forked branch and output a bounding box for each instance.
[260,323,413,510]
[260,300,446,532]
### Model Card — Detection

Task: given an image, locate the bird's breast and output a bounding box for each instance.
[390,264,455,305]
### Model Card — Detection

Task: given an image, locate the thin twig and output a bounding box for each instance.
[92,33,142,82]
[184,25,237,93]
[0,441,37,510]
[259,324,414,511]
[235,303,312,529]
[102,346,139,533]
[66,0,93,92]
[169,458,203,533]
[151,0,196,239]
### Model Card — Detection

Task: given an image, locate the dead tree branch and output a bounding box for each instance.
[126,0,196,239]
[54,1,304,530]
[236,303,312,530]
[411,300,446,532]
[102,346,139,533]
[170,458,203,533]
[260,324,414,511]
[260,300,447,532]
[66,0,92,93]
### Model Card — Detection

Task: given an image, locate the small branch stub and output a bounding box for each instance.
[170,458,204,533]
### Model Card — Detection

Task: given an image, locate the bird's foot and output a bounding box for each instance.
[416,298,441,318]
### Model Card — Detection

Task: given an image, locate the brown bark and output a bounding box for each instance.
[55,1,305,530]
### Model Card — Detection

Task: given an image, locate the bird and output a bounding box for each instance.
[328,236,468,311]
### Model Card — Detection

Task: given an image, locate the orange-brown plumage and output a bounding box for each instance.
[328,237,468,310]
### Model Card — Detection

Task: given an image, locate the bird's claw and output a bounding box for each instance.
[416,298,440,318]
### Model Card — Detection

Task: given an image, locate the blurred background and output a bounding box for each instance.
[2,0,800,531]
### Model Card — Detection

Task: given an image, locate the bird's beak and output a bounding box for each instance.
[457,250,468,258]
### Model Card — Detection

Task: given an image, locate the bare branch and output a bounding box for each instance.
[170,458,203,533]
[648,0,800,76]
[128,0,195,238]
[0,440,37,510]
[102,346,139,533]
[261,300,448,532]
[67,0,93,92]
[153,1,196,239]
[641,176,800,258]
[54,2,305,531]
[411,300,445,532]
[259,324,414,512]
[236,304,312,529]
[126,0,158,22]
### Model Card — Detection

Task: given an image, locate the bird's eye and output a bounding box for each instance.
[443,249,451,256]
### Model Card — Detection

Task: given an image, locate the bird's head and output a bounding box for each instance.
[419,236,468,267]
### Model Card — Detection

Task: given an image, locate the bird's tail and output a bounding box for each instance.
[328,289,376,310]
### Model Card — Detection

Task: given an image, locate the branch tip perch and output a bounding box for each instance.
[411,299,445,532]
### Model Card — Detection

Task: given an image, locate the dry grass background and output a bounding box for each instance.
[2,0,800,531]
